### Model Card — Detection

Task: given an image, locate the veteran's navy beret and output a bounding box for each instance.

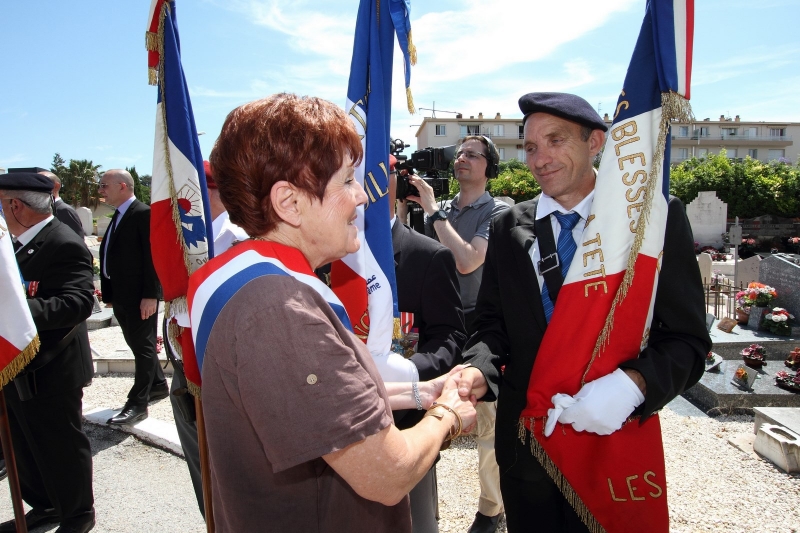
[0,172,54,192]
[519,92,608,132]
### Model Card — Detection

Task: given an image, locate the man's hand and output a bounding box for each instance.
[544,368,645,437]
[456,366,488,403]
[140,298,158,320]
[405,175,438,216]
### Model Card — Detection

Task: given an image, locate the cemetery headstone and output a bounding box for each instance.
[76,207,93,236]
[737,255,762,287]
[687,191,727,247]
[760,254,800,320]
[697,252,712,285]
[97,216,111,237]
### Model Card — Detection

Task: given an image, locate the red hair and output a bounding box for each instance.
[210,93,363,236]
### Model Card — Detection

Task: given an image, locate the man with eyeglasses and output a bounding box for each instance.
[98,169,167,426]
[407,135,509,533]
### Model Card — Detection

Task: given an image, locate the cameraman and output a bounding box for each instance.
[408,135,509,533]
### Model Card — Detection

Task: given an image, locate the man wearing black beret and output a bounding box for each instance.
[0,173,96,533]
[455,93,710,532]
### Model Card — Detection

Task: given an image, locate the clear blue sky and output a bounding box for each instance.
[2,0,798,175]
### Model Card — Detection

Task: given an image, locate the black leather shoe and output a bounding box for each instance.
[0,508,59,532]
[107,402,148,425]
[55,515,96,533]
[467,511,502,533]
[148,381,170,402]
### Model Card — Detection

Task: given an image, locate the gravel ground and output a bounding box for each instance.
[78,374,800,532]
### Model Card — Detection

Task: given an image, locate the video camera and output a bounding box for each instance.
[390,138,455,200]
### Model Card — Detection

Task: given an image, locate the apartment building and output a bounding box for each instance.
[414,113,798,165]
[669,115,799,164]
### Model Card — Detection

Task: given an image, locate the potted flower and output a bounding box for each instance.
[785,347,800,371]
[762,307,795,336]
[732,366,751,388]
[735,291,751,323]
[741,343,767,368]
[775,369,800,393]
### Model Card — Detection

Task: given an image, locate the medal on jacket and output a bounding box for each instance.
[25,280,39,298]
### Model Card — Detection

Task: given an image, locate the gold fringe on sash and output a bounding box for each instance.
[581,92,693,385]
[519,418,607,533]
[0,336,40,391]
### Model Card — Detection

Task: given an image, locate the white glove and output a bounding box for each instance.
[372,352,419,383]
[548,369,645,436]
[544,393,576,437]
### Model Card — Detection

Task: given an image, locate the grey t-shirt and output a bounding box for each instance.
[426,191,510,312]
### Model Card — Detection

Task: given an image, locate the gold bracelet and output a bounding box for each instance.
[430,402,463,442]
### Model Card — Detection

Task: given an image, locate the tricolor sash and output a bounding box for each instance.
[519,1,694,532]
[187,241,353,375]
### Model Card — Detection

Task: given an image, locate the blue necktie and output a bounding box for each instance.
[541,211,582,323]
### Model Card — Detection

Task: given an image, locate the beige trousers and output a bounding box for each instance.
[476,400,504,516]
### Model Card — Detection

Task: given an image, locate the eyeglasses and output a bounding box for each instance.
[98,183,113,189]
[455,149,488,161]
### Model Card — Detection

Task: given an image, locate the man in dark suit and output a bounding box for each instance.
[456,93,711,532]
[0,172,95,533]
[39,171,85,238]
[391,159,467,532]
[98,169,166,425]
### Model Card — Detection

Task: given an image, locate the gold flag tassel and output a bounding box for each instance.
[580,91,693,385]
[0,336,40,391]
[407,31,417,65]
[145,31,160,86]
[406,87,416,115]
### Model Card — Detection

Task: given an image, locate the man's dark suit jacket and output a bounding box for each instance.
[463,195,712,480]
[15,218,94,396]
[392,221,467,430]
[54,199,85,238]
[99,199,160,307]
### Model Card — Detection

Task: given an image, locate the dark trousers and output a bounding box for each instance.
[409,466,438,533]
[168,358,205,518]
[501,472,589,533]
[114,304,164,406]
[4,385,94,525]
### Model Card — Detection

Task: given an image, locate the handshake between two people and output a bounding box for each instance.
[452,366,646,438]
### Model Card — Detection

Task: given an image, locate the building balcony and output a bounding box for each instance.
[671,134,792,146]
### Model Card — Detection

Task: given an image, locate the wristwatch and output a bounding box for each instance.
[427,209,448,224]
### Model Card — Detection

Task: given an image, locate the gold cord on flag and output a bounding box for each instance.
[518,418,607,533]
[0,335,40,391]
[145,31,159,85]
[581,91,693,386]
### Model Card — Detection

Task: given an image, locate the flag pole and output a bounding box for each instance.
[0,391,28,533]
[195,396,214,532]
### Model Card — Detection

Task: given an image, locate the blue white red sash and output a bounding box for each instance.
[187,240,352,376]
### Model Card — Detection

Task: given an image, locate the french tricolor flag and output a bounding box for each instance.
[146,0,214,390]
[520,1,695,531]
[332,0,416,360]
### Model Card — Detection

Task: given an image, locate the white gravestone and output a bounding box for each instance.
[76,207,93,236]
[697,252,713,285]
[736,255,762,288]
[686,191,727,247]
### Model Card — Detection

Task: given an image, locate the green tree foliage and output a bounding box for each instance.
[669,151,800,218]
[488,158,541,203]
[51,154,102,208]
[126,166,151,205]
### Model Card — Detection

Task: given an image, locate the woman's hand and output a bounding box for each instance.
[419,365,469,410]
[432,373,478,436]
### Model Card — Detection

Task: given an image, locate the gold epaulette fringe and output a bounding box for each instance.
[0,336,40,391]
[518,418,607,533]
[580,91,693,386]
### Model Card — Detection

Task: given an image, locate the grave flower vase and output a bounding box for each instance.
[736,308,750,324]
[747,306,768,329]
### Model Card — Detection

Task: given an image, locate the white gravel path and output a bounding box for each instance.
[80,373,800,532]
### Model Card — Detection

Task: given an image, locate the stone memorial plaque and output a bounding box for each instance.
[687,191,727,247]
[76,206,93,236]
[731,364,758,390]
[736,255,761,287]
[705,352,723,372]
[717,317,738,333]
[697,253,712,285]
[759,255,800,319]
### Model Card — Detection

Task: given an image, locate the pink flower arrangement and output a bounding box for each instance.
[736,282,777,309]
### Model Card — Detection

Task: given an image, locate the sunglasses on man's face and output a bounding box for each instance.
[455,149,488,161]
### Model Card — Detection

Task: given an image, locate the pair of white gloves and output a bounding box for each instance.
[544,368,645,437]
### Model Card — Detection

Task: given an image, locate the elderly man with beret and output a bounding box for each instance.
[455,93,710,532]
[0,173,96,533]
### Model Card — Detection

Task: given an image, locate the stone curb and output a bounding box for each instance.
[83,406,184,458]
